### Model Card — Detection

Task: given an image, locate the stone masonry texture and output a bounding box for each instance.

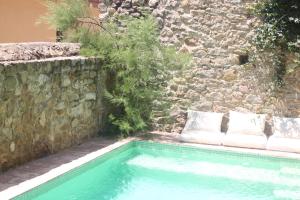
[0,57,105,171]
[100,0,300,133]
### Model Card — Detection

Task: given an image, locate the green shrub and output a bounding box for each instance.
[253,0,300,86]
[42,0,191,136]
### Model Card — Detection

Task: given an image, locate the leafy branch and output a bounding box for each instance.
[42,0,191,136]
[253,0,300,86]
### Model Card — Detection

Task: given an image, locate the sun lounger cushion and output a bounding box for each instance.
[183,110,224,133]
[267,136,300,153]
[179,110,224,145]
[223,134,267,149]
[227,111,267,136]
[272,117,300,138]
[223,111,267,149]
[267,117,300,153]
[179,130,225,145]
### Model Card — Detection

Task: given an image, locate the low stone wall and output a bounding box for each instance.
[0,57,105,171]
[0,43,80,62]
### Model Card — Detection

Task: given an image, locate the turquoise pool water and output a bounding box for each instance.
[15,141,300,200]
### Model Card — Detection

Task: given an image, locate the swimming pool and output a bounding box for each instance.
[14,141,300,200]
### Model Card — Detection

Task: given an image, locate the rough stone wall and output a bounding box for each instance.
[100,0,300,132]
[159,0,254,66]
[281,67,300,117]
[154,0,300,132]
[0,57,105,171]
[151,0,273,132]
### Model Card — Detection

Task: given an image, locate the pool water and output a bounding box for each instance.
[15,141,300,200]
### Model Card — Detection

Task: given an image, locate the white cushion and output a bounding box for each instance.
[272,117,300,138]
[179,131,225,145]
[227,111,267,136]
[182,110,224,133]
[223,134,267,149]
[267,135,300,153]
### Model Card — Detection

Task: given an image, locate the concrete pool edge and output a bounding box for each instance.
[144,133,300,161]
[0,138,136,200]
[160,141,300,160]
[2,134,300,199]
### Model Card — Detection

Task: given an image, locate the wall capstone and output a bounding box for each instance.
[0,43,80,62]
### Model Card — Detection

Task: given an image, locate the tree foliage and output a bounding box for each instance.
[254,0,300,51]
[253,0,300,86]
[42,0,191,136]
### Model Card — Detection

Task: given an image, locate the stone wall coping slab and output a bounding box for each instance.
[0,56,100,66]
[0,42,81,62]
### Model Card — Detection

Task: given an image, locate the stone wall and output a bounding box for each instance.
[154,0,300,132]
[281,68,300,117]
[99,0,300,132]
[0,57,105,171]
[153,0,300,132]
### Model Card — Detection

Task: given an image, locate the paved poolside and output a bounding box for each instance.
[1,132,300,199]
[0,137,117,192]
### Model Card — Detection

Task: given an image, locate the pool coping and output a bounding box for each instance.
[142,132,300,160]
[0,138,135,200]
[1,135,300,199]
[149,140,300,161]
